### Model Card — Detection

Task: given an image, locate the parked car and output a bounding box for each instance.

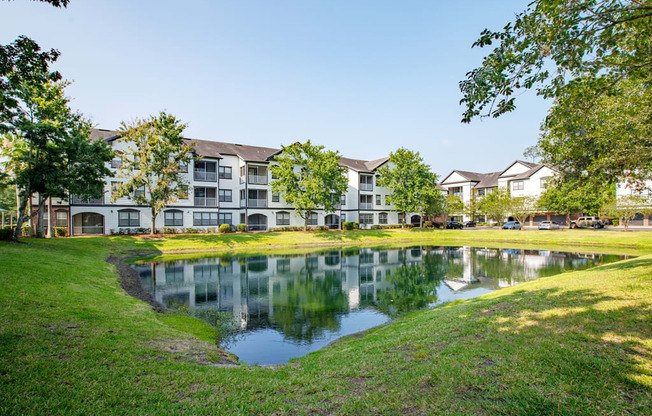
[538,221,560,230]
[569,216,604,229]
[446,221,463,229]
[463,221,476,227]
[502,221,521,230]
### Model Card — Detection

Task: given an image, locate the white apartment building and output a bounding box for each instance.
[53,129,417,235]
[439,160,560,224]
[615,179,652,227]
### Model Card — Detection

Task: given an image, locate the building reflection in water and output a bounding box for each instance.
[134,246,622,346]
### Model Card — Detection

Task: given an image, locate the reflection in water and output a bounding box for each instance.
[132,246,625,365]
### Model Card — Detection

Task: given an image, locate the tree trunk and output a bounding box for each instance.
[304,211,309,231]
[402,211,406,227]
[151,208,157,235]
[46,197,54,238]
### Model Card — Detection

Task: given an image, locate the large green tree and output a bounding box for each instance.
[601,195,652,231]
[376,148,441,227]
[460,0,652,188]
[477,188,511,226]
[270,141,348,231]
[111,112,194,235]
[509,195,537,231]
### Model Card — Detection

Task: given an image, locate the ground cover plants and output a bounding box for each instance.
[0,229,650,414]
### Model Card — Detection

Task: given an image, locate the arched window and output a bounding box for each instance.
[118,209,140,227]
[379,212,388,224]
[276,211,290,226]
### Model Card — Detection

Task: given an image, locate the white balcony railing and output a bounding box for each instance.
[359,203,373,210]
[193,171,217,182]
[194,197,217,207]
[360,183,373,191]
[248,199,267,208]
[248,175,268,185]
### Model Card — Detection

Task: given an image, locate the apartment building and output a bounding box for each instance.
[52,129,416,236]
[615,179,652,227]
[439,160,559,223]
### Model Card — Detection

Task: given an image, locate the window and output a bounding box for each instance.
[398,213,404,224]
[133,156,141,170]
[276,211,290,226]
[379,213,388,224]
[540,176,551,188]
[240,166,246,177]
[111,157,122,168]
[277,258,291,272]
[341,213,346,222]
[477,189,485,197]
[450,186,463,197]
[55,211,67,227]
[360,213,373,225]
[360,175,373,191]
[178,184,189,199]
[272,192,280,202]
[194,161,217,181]
[375,195,381,205]
[340,195,346,206]
[179,161,188,173]
[193,212,218,226]
[164,210,183,226]
[111,181,122,197]
[194,187,217,206]
[118,209,139,227]
[219,189,232,202]
[513,181,524,191]
[360,194,373,209]
[219,213,232,225]
[219,166,232,179]
[41,212,48,229]
[134,185,145,198]
[307,212,318,226]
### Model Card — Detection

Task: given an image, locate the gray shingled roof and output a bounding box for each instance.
[339,156,390,173]
[474,171,501,189]
[200,141,280,162]
[90,129,119,142]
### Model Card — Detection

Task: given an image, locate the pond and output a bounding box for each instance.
[132,246,626,365]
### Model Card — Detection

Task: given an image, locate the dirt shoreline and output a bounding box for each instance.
[106,253,166,313]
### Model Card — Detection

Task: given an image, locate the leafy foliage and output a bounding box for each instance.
[112,112,194,235]
[601,194,652,231]
[477,188,511,226]
[376,148,441,225]
[270,141,348,230]
[509,196,537,230]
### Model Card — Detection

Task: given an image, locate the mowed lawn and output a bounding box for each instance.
[0,229,651,415]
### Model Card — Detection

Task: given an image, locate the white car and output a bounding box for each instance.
[538,221,560,230]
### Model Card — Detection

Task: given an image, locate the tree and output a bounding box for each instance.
[376,148,441,227]
[1,44,111,240]
[460,0,652,188]
[111,112,194,235]
[601,195,652,231]
[270,141,347,231]
[477,188,511,226]
[442,194,464,223]
[509,195,537,231]
[464,189,480,222]
[538,179,612,224]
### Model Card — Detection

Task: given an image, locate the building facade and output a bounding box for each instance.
[55,129,417,235]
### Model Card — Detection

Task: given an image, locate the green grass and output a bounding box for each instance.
[1,230,651,415]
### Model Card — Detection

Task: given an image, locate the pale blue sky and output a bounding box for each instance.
[1,0,550,177]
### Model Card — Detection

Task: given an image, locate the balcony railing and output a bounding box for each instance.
[359,203,373,210]
[71,196,104,205]
[247,199,267,208]
[194,197,217,207]
[248,175,268,185]
[360,183,373,191]
[193,171,217,182]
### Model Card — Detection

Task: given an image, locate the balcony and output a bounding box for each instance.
[71,195,104,205]
[248,175,268,185]
[247,199,267,208]
[360,183,373,192]
[194,197,217,207]
[193,171,217,182]
[360,203,373,210]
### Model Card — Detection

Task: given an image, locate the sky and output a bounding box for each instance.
[1,0,551,178]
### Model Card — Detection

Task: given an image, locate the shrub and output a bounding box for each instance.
[54,227,68,237]
[161,227,177,234]
[0,227,13,241]
[405,223,414,229]
[342,221,353,230]
[219,224,231,233]
[423,221,433,229]
[185,227,199,234]
[353,222,360,229]
[236,223,247,232]
[21,225,32,237]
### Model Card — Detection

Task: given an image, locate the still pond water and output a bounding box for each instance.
[133,246,625,365]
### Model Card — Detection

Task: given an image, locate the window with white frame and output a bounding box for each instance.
[193,212,217,226]
[164,210,183,226]
[55,210,67,227]
[512,181,524,191]
[360,194,373,209]
[219,189,232,202]
[276,211,290,225]
[360,213,373,225]
[219,213,232,225]
[379,213,388,224]
[375,195,381,205]
[272,192,280,202]
[219,166,232,179]
[360,175,373,191]
[340,195,346,206]
[118,209,139,227]
[134,185,145,198]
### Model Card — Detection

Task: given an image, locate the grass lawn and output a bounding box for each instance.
[0,229,651,415]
